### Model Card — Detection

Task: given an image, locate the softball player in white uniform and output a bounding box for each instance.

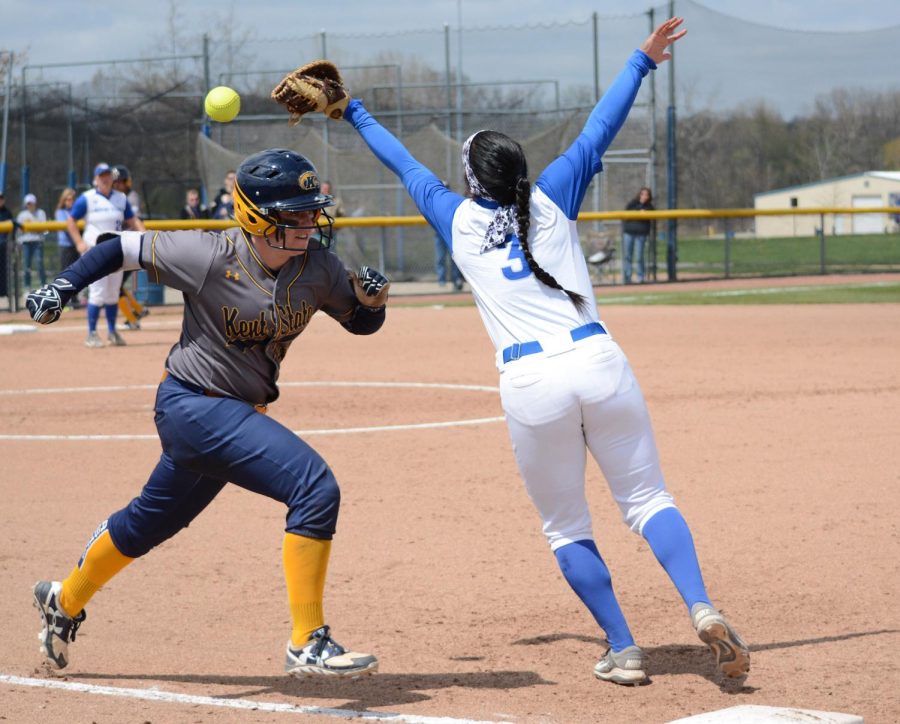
[346,18,749,684]
[66,163,142,347]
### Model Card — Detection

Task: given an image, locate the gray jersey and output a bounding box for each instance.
[140,228,359,405]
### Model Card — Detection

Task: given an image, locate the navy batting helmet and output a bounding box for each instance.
[111,164,133,192]
[233,148,334,250]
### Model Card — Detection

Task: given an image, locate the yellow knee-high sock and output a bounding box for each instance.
[59,529,134,618]
[118,295,139,324]
[122,286,145,316]
[283,533,331,647]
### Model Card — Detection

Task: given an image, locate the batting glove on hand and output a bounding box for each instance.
[26,278,77,324]
[351,265,390,308]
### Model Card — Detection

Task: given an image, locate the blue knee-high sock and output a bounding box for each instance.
[87,303,101,333]
[104,303,118,332]
[642,507,710,610]
[554,540,635,652]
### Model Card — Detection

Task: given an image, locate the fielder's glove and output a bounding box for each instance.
[350,266,390,308]
[25,278,77,325]
[271,60,350,126]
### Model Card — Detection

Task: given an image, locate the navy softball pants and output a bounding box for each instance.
[108,375,340,558]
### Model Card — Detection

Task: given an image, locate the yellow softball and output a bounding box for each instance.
[205,86,241,123]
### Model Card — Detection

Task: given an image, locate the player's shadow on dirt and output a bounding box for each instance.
[69,628,897,707]
[512,628,899,694]
[72,669,554,709]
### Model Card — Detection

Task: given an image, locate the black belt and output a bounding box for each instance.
[501,321,607,364]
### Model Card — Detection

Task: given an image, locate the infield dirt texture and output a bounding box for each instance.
[1,279,898,723]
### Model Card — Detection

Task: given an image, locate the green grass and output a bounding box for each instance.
[598,282,900,305]
[660,233,900,277]
[396,281,900,307]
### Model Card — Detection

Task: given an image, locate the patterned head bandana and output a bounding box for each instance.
[463,131,519,253]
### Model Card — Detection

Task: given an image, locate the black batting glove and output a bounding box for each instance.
[351,265,390,308]
[26,278,77,325]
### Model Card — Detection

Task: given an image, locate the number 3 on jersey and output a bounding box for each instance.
[501,235,532,280]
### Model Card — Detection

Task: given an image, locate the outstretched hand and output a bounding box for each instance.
[640,16,687,65]
[271,60,351,126]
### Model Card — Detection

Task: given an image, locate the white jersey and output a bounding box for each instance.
[73,188,131,247]
[450,186,599,353]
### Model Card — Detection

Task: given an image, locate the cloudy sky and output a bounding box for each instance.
[4,0,898,117]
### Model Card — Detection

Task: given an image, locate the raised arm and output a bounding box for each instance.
[345,100,463,246]
[537,17,686,220]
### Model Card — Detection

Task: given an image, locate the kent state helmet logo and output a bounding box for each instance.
[297,171,319,191]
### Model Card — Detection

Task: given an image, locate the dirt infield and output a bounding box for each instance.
[1,294,898,723]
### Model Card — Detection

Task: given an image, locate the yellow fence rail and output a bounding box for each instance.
[2,206,900,234]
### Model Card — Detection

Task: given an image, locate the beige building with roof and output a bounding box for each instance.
[753,171,900,238]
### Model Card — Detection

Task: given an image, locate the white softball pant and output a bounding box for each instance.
[83,230,126,307]
[499,331,675,551]
[87,268,124,306]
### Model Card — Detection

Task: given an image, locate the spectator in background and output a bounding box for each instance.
[112,165,148,330]
[17,193,48,289]
[433,181,463,290]
[320,181,344,219]
[435,228,464,291]
[180,188,209,219]
[0,191,14,298]
[67,163,143,348]
[212,170,236,220]
[55,188,81,308]
[622,186,654,284]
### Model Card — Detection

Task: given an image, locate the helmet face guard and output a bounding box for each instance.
[233,148,335,251]
[265,207,336,251]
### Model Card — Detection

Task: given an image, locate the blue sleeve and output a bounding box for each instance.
[536,50,655,220]
[342,305,386,335]
[70,196,87,220]
[56,236,124,291]
[123,201,135,220]
[346,99,464,250]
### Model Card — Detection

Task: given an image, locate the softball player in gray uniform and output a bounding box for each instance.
[345,18,750,685]
[26,148,388,677]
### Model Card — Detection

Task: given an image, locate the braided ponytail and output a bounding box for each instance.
[468,132,587,314]
[513,177,588,313]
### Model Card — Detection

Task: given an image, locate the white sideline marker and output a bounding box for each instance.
[0,324,37,335]
[0,673,509,724]
[668,704,863,723]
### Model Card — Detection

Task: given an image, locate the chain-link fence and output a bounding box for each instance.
[1,0,897,303]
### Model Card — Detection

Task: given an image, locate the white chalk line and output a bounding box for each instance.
[0,381,503,440]
[0,319,183,335]
[0,673,508,724]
